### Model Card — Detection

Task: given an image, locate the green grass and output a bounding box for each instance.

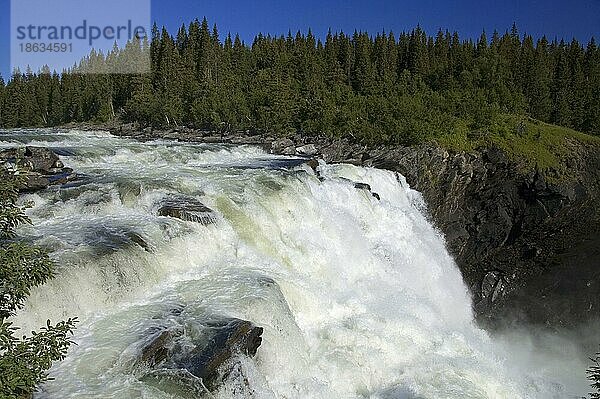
[434,114,600,181]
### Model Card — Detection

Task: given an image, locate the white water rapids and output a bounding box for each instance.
[0,129,591,398]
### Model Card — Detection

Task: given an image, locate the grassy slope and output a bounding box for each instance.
[434,114,600,181]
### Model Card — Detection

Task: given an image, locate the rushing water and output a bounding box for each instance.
[0,129,591,398]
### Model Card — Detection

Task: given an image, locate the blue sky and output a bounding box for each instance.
[2,0,600,80]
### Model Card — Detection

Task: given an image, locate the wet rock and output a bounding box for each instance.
[183,318,263,389]
[137,316,263,395]
[1,146,78,192]
[304,158,320,174]
[271,138,294,154]
[354,182,372,191]
[126,231,153,252]
[353,182,381,200]
[22,175,51,192]
[157,196,217,225]
[23,146,61,173]
[140,329,174,367]
[296,144,318,156]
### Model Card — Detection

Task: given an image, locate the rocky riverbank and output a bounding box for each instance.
[57,122,600,330]
[0,146,78,191]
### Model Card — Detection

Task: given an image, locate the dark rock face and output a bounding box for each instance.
[157,196,217,225]
[0,146,77,192]
[376,143,600,329]
[81,226,153,256]
[182,319,263,388]
[137,316,263,395]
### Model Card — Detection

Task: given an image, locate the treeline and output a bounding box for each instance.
[0,19,599,144]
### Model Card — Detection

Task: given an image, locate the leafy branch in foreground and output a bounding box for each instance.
[0,166,77,399]
[589,348,600,399]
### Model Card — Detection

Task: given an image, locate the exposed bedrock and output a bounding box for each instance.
[0,146,77,191]
[372,143,600,329]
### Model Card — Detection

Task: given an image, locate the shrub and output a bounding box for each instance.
[0,166,77,398]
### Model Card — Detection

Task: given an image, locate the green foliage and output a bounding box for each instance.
[1,22,599,144]
[436,114,600,179]
[0,167,77,398]
[589,349,600,399]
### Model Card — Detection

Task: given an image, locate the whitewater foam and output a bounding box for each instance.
[1,129,590,398]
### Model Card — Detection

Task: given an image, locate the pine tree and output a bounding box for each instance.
[1,20,600,138]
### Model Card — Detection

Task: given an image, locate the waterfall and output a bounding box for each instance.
[1,129,588,398]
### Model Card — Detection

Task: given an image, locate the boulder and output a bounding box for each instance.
[183,319,263,389]
[296,144,318,156]
[23,146,61,174]
[140,329,174,367]
[22,175,51,192]
[136,316,263,395]
[304,158,319,173]
[157,196,217,225]
[271,138,294,154]
[0,146,77,192]
[282,146,296,155]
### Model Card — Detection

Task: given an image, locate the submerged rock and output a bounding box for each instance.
[140,329,174,367]
[183,319,263,389]
[157,196,217,225]
[354,182,381,200]
[136,316,263,395]
[125,231,153,252]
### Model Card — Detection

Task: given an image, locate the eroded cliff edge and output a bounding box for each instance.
[374,144,599,329]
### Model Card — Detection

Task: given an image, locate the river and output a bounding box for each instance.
[0,129,590,398]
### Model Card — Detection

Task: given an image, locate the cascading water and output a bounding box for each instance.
[0,129,590,398]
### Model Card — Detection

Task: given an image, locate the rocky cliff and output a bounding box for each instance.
[374,144,599,329]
